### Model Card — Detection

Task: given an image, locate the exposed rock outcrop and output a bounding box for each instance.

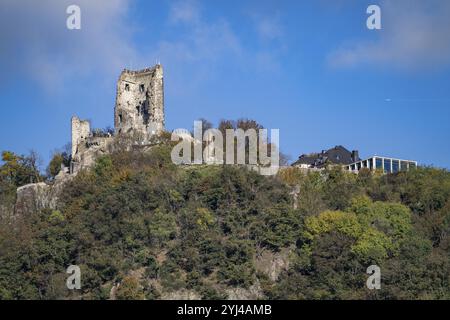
[254,247,293,282]
[226,281,264,300]
[161,289,201,300]
[14,174,72,217]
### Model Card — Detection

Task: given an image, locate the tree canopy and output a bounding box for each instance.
[0,143,449,299]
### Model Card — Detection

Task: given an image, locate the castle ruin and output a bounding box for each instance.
[70,64,165,174]
[115,65,164,137]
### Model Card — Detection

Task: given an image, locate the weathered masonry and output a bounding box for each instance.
[70,64,165,174]
[114,65,164,138]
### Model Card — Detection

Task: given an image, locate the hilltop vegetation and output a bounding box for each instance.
[0,143,449,299]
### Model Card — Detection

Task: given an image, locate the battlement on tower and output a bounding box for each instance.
[120,66,159,75]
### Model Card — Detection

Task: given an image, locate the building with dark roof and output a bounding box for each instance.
[292,145,360,169]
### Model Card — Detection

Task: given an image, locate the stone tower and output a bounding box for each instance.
[114,64,164,140]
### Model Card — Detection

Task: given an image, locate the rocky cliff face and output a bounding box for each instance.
[160,289,201,300]
[14,174,72,217]
[225,281,264,300]
[254,247,292,281]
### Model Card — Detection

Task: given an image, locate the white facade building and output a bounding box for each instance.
[344,156,417,174]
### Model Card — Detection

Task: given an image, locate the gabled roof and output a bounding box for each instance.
[292,145,360,167]
[324,145,357,165]
[292,153,318,166]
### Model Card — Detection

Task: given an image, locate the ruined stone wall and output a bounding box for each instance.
[114,64,164,141]
[16,65,165,216]
[71,116,90,157]
[71,136,113,174]
[70,116,115,174]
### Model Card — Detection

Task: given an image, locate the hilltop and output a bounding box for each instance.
[0,139,449,299]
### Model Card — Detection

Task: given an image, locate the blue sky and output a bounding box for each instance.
[1,0,450,169]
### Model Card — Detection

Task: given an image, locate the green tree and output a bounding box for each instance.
[115,276,145,300]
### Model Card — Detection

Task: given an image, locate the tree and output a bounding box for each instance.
[147,209,177,246]
[115,276,145,300]
[0,150,42,186]
[47,153,65,178]
[1,140,449,300]
[321,166,360,210]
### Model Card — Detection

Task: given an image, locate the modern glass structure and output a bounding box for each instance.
[345,156,417,174]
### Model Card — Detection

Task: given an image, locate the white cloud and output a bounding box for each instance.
[0,0,136,91]
[0,0,286,95]
[328,0,450,70]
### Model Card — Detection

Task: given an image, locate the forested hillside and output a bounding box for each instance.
[0,142,449,299]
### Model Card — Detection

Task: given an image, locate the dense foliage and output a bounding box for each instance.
[0,145,449,299]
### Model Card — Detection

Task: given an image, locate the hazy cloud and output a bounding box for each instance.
[169,0,201,25]
[0,0,136,91]
[137,0,243,95]
[251,14,284,42]
[328,0,450,71]
[162,0,242,63]
[0,0,285,95]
